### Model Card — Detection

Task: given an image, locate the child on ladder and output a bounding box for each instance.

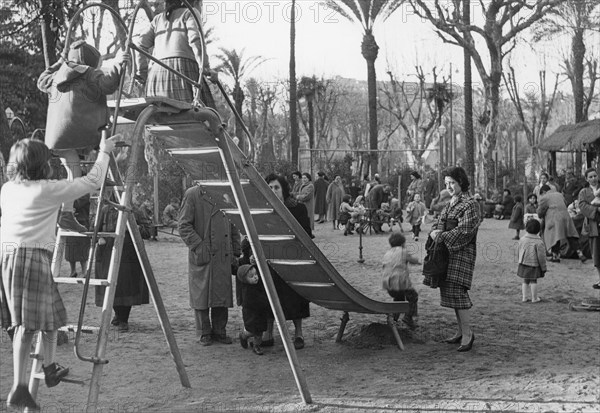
[37,40,129,232]
[0,135,120,410]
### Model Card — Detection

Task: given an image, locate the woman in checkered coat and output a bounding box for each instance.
[0,136,118,409]
[426,167,480,352]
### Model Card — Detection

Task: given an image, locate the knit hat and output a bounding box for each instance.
[237,264,256,283]
[68,40,101,68]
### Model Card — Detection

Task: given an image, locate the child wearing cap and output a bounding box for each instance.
[237,264,270,355]
[37,41,129,232]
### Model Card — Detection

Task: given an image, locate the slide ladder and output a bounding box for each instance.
[27,128,190,411]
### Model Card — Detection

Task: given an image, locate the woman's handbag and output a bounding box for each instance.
[423,236,449,284]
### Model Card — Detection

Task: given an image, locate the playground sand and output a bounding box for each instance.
[1,218,599,412]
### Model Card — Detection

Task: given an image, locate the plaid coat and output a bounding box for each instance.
[433,193,480,289]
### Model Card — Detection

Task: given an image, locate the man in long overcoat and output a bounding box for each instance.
[179,186,240,346]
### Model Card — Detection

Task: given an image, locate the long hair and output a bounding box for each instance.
[165,0,185,20]
[6,139,52,182]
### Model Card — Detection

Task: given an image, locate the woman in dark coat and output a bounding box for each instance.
[314,172,328,223]
[426,167,480,352]
[508,195,524,240]
[95,203,149,331]
[262,173,312,349]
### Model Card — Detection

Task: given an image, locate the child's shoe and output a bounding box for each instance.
[7,384,40,410]
[58,211,87,232]
[239,332,248,349]
[43,362,69,387]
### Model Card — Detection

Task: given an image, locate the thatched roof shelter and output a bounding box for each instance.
[537,119,600,151]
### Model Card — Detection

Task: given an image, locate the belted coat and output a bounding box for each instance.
[425,193,480,289]
[179,186,240,310]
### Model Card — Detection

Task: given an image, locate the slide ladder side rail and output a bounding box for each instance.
[28,104,190,411]
[212,114,312,404]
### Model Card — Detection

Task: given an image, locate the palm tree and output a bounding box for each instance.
[325,0,404,175]
[215,48,266,152]
[297,76,324,151]
[289,0,300,166]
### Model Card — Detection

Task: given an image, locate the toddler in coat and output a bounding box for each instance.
[381,233,420,328]
[517,219,547,303]
[406,193,427,241]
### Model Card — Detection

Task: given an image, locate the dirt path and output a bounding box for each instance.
[1,218,599,412]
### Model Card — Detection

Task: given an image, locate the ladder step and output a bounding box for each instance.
[31,371,86,385]
[288,281,336,288]
[57,230,118,238]
[193,179,250,186]
[167,147,220,155]
[54,277,110,287]
[59,324,100,335]
[223,208,273,215]
[268,259,317,266]
[258,235,296,241]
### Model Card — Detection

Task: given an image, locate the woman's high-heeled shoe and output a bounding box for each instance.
[442,335,462,344]
[457,333,475,352]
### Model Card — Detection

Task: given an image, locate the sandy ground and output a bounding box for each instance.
[1,217,599,412]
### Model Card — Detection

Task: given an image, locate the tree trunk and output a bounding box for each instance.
[572,28,586,172]
[362,30,379,176]
[463,0,475,186]
[0,98,13,162]
[39,0,61,67]
[289,0,299,166]
[233,84,245,153]
[307,99,315,150]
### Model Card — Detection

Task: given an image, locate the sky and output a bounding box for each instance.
[200,1,598,93]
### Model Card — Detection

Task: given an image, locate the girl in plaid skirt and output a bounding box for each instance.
[0,136,118,409]
[134,0,214,105]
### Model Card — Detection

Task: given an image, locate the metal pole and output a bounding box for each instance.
[449,63,454,165]
[358,223,365,263]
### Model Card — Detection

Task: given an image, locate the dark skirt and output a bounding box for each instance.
[1,247,67,331]
[517,264,542,281]
[94,234,149,307]
[271,269,310,320]
[64,236,90,263]
[146,57,199,103]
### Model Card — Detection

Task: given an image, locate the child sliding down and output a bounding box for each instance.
[37,40,129,232]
